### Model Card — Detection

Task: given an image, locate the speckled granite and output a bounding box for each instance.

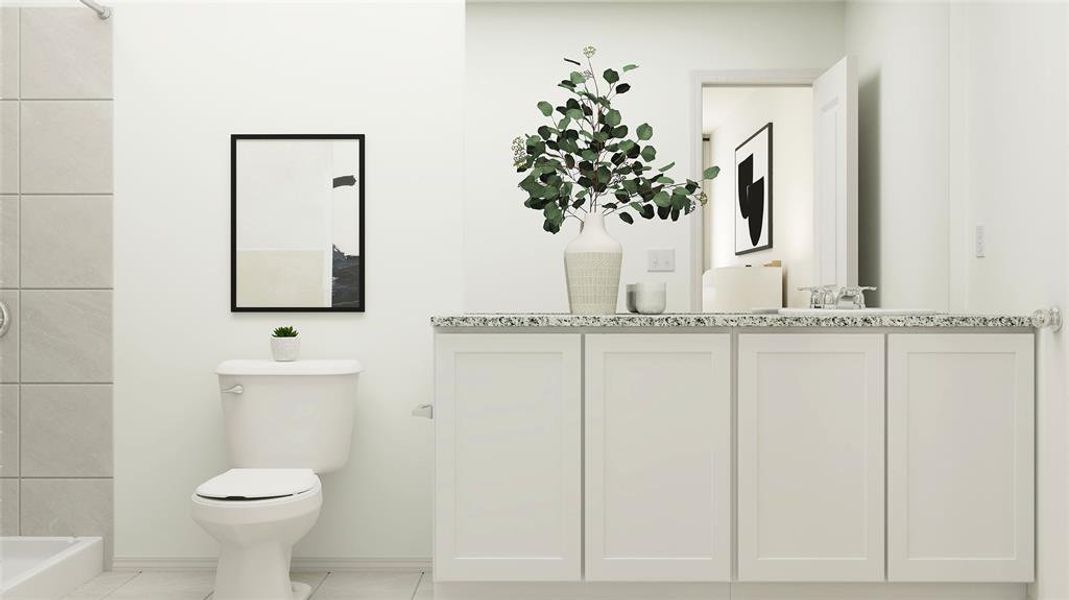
[431,313,1037,329]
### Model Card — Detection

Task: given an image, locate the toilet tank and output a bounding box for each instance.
[215,360,361,473]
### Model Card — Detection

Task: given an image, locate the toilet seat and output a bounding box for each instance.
[196,468,318,501]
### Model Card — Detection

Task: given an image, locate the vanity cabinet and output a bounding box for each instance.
[433,334,582,581]
[737,334,885,581]
[584,334,732,581]
[432,322,1036,587]
[887,334,1034,582]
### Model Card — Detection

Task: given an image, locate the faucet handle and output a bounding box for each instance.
[798,286,824,308]
[840,286,877,309]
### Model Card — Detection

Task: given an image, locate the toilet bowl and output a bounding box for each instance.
[191,358,361,600]
[192,468,323,600]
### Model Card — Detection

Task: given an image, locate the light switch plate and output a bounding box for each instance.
[648,248,675,272]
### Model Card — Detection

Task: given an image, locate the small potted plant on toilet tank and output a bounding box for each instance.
[271,326,300,362]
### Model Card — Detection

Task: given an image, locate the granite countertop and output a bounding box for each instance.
[431,313,1037,329]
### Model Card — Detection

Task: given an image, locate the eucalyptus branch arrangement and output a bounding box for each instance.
[513,46,720,234]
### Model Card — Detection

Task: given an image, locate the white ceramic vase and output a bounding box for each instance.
[564,212,623,314]
[270,336,300,362]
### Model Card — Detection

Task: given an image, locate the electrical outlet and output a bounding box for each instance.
[648,249,675,272]
[975,225,986,258]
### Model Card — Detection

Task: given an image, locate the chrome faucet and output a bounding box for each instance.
[798,285,877,309]
[836,286,877,309]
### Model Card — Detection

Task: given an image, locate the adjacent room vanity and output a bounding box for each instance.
[430,313,1037,597]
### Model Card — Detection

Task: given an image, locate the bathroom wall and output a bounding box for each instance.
[113,1,464,563]
[0,6,115,562]
[464,1,845,312]
[705,86,814,308]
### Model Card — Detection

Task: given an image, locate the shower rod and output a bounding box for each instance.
[79,0,111,20]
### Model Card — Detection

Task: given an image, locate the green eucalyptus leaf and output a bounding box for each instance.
[652,191,671,207]
[703,166,721,179]
[636,123,653,140]
[640,204,655,219]
[604,109,622,127]
[655,176,674,185]
[622,64,639,72]
[615,83,631,94]
[570,71,585,85]
[537,101,553,117]
[603,69,620,84]
[640,146,657,162]
[657,161,676,173]
[619,212,634,224]
[566,108,584,120]
[618,140,636,152]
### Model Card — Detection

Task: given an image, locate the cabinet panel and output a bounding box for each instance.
[434,334,581,581]
[887,334,1034,582]
[584,334,732,581]
[738,334,885,581]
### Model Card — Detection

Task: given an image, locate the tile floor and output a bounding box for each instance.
[63,570,432,600]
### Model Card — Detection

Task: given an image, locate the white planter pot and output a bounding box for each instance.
[271,337,300,362]
[564,212,623,314]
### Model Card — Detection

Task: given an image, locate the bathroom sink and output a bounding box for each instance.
[776,308,942,316]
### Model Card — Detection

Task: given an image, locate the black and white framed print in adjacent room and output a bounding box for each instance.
[231,134,365,312]
[734,123,772,255]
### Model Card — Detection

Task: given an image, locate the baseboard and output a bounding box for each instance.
[110,556,432,572]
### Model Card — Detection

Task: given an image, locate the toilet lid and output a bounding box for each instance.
[196,468,318,500]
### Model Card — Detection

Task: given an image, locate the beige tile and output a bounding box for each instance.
[1,100,16,194]
[313,571,422,600]
[1,195,17,287]
[1,384,17,477]
[21,290,111,383]
[412,573,433,599]
[21,384,112,477]
[22,196,112,288]
[0,477,17,535]
[20,101,112,194]
[63,570,140,600]
[20,8,111,99]
[0,290,17,383]
[0,8,17,99]
[21,478,113,559]
[106,570,213,600]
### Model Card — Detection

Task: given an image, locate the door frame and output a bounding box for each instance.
[688,69,823,311]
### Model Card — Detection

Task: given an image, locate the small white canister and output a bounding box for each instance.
[625,282,667,315]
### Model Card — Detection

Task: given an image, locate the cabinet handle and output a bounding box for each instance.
[411,404,434,419]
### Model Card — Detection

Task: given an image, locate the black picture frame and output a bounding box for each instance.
[734,122,773,256]
[230,133,366,312]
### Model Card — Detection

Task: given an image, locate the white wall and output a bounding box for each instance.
[846,1,951,310]
[705,87,813,307]
[113,1,464,561]
[464,2,844,313]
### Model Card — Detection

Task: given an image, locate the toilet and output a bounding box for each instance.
[191,359,362,600]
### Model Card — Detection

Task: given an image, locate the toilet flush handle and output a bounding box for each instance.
[221,384,244,395]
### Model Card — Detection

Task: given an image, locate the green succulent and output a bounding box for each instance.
[272,326,299,338]
[513,46,720,234]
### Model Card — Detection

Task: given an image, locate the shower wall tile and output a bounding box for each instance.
[1,477,18,535]
[0,290,17,383]
[22,196,112,288]
[20,290,111,383]
[0,196,16,287]
[20,100,112,194]
[1,100,17,194]
[20,8,112,100]
[0,385,17,477]
[0,8,17,99]
[21,385,111,477]
[22,478,113,559]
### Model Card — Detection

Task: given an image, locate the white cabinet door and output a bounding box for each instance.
[888,334,1034,582]
[738,334,885,581]
[434,334,582,581]
[584,334,732,581]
